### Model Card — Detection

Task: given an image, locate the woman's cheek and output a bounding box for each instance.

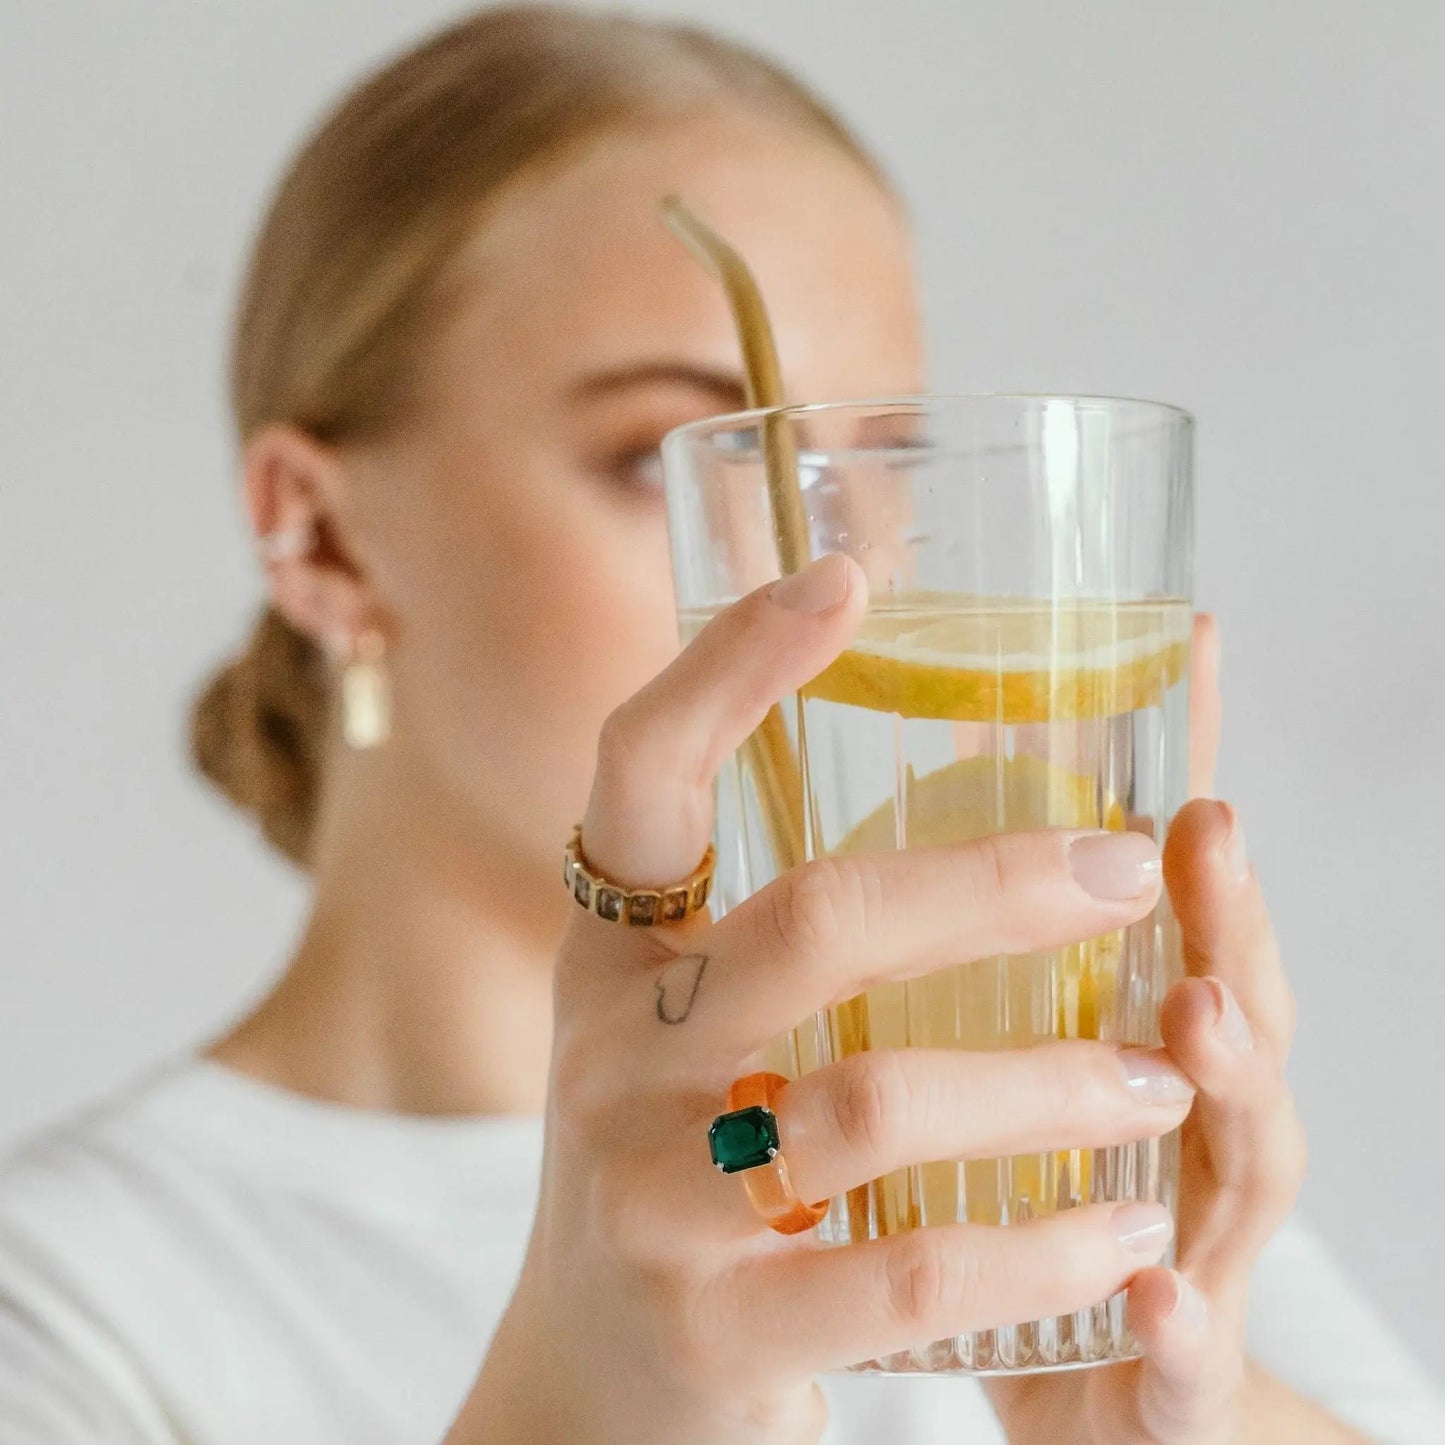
[408,453,677,827]
[537,506,678,713]
[474,508,677,842]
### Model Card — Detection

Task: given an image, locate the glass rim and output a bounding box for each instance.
[664,390,1194,450]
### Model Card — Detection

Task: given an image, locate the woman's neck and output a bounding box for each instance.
[209,757,565,1118]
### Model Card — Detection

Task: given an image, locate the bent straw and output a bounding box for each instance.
[660,199,874,1223]
[659,196,811,575]
[659,195,809,873]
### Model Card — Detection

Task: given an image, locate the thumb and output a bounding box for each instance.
[1123,1267,1242,1440]
[582,552,866,892]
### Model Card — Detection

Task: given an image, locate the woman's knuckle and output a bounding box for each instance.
[963,835,1013,911]
[1289,1150,1308,1202]
[959,834,1049,942]
[549,1033,611,1124]
[831,1052,910,1157]
[1032,1039,1079,1103]
[769,859,856,960]
[1278,1105,1309,1196]
[597,695,709,808]
[1244,1096,1307,1217]
[588,1157,659,1263]
[1279,982,1299,1048]
[594,701,642,776]
[1050,1044,1111,1121]
[633,1253,693,1314]
[665,1275,734,1387]
[885,1230,968,1330]
[1254,1165,1302,1220]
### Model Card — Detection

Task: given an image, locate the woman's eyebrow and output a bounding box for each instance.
[568,361,748,410]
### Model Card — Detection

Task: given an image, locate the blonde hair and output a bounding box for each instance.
[191,4,884,866]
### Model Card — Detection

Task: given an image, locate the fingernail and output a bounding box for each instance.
[770,555,853,614]
[1112,1202,1174,1258]
[1068,831,1163,901]
[1217,802,1250,883]
[1205,977,1255,1052]
[1166,1270,1210,1334]
[1119,1047,1196,1105]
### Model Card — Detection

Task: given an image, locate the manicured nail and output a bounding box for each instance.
[1166,1270,1210,1334]
[1217,802,1250,883]
[1205,977,1255,1052]
[1068,831,1162,901]
[770,554,853,614]
[1112,1202,1174,1257]
[1119,1047,1196,1105]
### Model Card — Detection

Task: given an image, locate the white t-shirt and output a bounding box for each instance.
[0,1060,1439,1444]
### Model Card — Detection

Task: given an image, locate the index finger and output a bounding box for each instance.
[581,552,866,897]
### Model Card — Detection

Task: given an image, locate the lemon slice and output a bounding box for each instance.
[832,753,1125,856]
[831,754,1126,1048]
[803,597,1191,724]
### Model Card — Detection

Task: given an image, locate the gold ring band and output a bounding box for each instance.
[563,826,715,926]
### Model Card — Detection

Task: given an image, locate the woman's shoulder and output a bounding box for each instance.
[0,1062,197,1229]
[0,1054,546,1250]
[0,1063,233,1438]
[0,1060,239,1308]
[0,1054,546,1324]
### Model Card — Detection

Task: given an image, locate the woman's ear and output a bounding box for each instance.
[243,424,381,652]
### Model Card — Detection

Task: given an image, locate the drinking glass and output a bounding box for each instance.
[663,394,1194,1374]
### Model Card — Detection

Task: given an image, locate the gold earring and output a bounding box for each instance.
[341,631,391,749]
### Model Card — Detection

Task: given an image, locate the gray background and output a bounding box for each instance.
[3,0,1442,1375]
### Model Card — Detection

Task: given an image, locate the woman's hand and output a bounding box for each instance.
[448,555,1194,1445]
[984,619,1344,1444]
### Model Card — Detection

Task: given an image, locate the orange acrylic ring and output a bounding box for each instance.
[719,1072,828,1237]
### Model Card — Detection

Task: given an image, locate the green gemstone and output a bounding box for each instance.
[708,1105,779,1174]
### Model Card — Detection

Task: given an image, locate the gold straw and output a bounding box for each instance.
[659,195,809,871]
[660,196,811,575]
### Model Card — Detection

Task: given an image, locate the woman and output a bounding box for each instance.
[0,8,1439,1443]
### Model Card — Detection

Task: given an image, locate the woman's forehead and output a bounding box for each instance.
[445,115,923,401]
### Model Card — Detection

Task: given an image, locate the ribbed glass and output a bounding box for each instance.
[665,395,1193,1375]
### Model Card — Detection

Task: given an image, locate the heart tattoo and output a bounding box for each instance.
[655,954,709,1025]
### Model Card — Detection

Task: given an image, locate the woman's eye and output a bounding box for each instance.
[612,449,665,495]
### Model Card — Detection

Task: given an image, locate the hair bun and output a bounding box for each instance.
[189,607,327,867]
